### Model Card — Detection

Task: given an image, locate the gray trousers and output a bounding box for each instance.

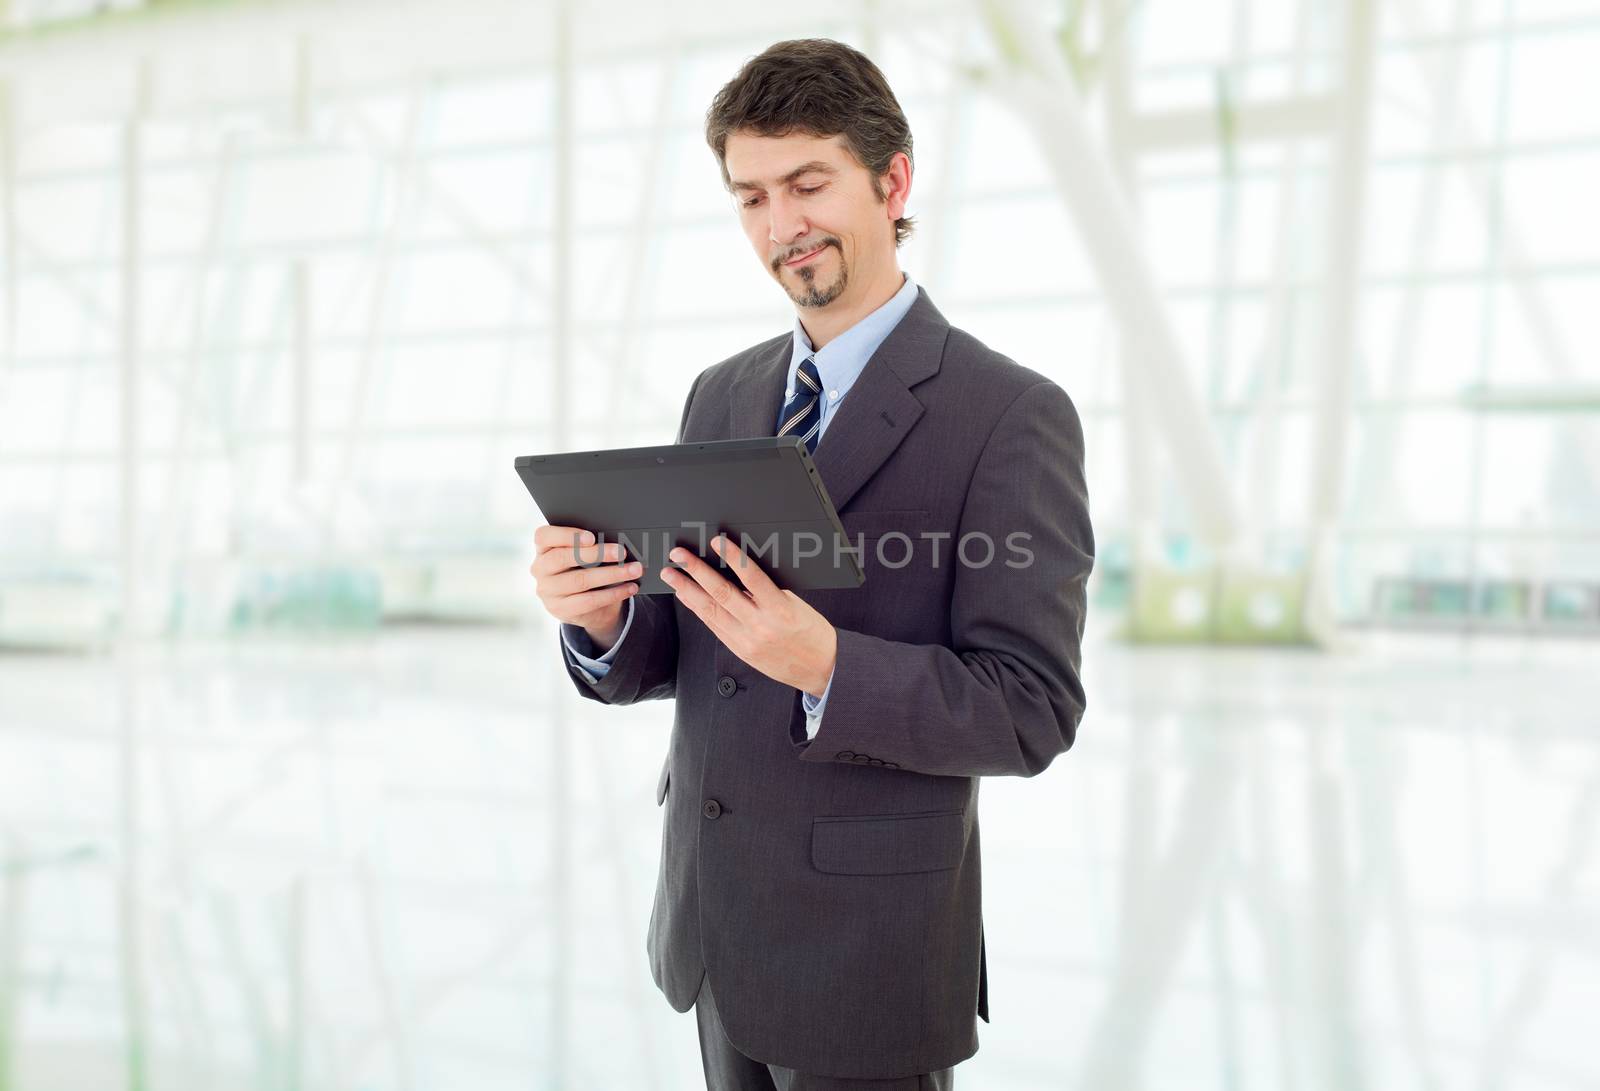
[694,977,956,1091]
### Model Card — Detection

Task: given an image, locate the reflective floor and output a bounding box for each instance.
[0,620,1594,1090]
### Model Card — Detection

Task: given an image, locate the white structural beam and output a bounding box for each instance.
[292,33,313,486]
[118,63,147,638]
[547,4,575,1088]
[1095,0,1162,568]
[1244,0,1319,547]
[1305,0,1378,641]
[0,76,14,392]
[911,15,972,295]
[606,50,682,437]
[116,57,152,1091]
[0,0,958,125]
[1389,0,1600,493]
[979,0,1245,548]
[153,132,242,632]
[1128,94,1338,152]
[315,85,429,546]
[1349,0,1475,529]
[0,836,19,1091]
[1461,383,1600,412]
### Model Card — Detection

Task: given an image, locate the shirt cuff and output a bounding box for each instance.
[800,665,834,739]
[560,598,636,684]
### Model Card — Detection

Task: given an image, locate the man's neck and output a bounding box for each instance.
[797,265,905,351]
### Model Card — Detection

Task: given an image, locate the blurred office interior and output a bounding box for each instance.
[0,0,1597,1087]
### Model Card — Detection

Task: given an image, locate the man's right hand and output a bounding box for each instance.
[531,524,642,650]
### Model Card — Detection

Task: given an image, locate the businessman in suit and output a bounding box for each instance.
[530,39,1093,1090]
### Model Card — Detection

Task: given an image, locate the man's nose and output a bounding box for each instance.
[766,194,808,247]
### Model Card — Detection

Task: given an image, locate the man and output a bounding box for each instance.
[530,38,1092,1090]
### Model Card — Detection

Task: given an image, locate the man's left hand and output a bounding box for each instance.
[660,535,836,698]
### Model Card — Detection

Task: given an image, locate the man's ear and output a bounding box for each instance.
[880,150,912,222]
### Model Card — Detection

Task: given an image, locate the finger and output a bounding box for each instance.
[535,524,595,554]
[551,558,644,598]
[710,534,782,607]
[555,580,638,620]
[668,546,756,625]
[534,521,592,547]
[663,570,738,648]
[531,538,627,577]
[661,561,751,638]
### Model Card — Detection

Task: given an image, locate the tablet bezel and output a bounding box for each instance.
[515,435,863,594]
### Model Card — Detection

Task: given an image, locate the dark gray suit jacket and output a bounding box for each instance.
[559,285,1093,1079]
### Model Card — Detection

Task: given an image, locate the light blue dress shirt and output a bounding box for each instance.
[561,271,920,739]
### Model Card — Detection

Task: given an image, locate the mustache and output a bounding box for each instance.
[770,238,840,271]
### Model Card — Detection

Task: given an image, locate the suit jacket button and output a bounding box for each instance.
[701,799,723,820]
[716,675,738,697]
[836,751,856,760]
[851,754,871,764]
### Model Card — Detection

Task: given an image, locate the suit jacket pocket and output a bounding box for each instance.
[811,810,965,875]
[838,508,930,544]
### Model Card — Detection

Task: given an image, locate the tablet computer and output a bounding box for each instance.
[514,435,864,595]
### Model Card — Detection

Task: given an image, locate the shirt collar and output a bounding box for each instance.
[787,271,919,403]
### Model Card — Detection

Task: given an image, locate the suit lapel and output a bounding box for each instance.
[727,336,792,442]
[724,286,951,515]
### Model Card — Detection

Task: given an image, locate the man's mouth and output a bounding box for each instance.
[782,244,830,268]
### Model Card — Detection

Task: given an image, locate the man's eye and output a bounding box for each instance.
[742,195,763,208]
[796,185,822,195]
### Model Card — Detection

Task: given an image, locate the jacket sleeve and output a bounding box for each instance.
[560,591,679,705]
[798,380,1093,777]
[560,595,636,681]
[557,368,705,706]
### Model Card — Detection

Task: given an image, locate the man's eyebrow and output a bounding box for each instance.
[729,160,839,192]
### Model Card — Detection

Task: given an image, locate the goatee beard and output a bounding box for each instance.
[774,238,851,303]
[781,247,848,308]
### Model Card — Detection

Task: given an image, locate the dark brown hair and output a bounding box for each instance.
[705,38,916,246]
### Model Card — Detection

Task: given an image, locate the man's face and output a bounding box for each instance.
[723,130,897,310]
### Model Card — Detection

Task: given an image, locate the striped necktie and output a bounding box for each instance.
[776,355,823,455]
